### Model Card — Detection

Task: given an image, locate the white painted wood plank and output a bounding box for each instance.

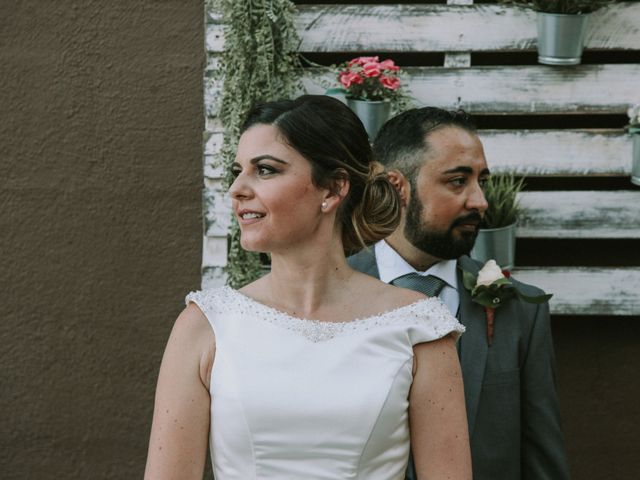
[204,179,232,236]
[511,267,640,315]
[202,266,227,289]
[444,52,471,68]
[202,129,632,176]
[204,154,225,179]
[205,117,223,133]
[204,131,223,156]
[302,65,640,114]
[517,191,640,239]
[481,129,632,176]
[204,77,222,118]
[206,4,640,53]
[203,235,228,267]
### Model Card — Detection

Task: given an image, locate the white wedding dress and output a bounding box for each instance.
[186,286,464,480]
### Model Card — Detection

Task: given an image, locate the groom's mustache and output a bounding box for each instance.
[450,212,483,230]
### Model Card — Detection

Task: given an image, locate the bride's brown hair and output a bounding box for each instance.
[240,95,400,254]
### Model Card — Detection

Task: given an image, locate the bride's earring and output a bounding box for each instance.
[321,201,328,210]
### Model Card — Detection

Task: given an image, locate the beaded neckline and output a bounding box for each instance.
[197,286,459,343]
[222,285,437,325]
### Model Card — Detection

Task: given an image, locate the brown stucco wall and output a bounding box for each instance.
[1,1,203,478]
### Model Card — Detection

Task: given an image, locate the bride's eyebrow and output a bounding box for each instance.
[250,155,289,165]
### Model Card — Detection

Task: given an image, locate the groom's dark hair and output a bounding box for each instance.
[373,107,476,179]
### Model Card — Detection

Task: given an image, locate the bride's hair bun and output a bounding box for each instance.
[344,163,400,254]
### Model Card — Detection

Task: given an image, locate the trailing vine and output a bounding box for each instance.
[209,0,302,288]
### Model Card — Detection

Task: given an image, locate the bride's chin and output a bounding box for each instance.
[240,238,267,253]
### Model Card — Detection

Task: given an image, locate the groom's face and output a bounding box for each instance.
[404,126,490,260]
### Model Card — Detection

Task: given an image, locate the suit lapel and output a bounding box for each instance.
[456,256,489,438]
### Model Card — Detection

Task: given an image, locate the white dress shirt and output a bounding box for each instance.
[374,240,460,317]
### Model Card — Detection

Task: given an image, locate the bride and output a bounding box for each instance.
[144,95,471,479]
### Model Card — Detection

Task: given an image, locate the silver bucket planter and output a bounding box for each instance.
[537,12,590,66]
[470,223,517,271]
[631,128,640,186]
[347,98,391,140]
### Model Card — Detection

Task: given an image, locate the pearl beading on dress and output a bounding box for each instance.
[186,286,464,343]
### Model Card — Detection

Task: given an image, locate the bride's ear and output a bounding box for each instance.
[322,170,350,213]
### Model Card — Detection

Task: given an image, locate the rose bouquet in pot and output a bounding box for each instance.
[335,56,406,138]
[338,56,402,102]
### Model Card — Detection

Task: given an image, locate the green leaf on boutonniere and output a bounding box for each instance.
[472,284,517,308]
[462,270,477,291]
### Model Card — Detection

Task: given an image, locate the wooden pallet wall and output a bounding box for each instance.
[203,1,640,316]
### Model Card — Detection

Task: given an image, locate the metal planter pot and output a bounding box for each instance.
[347,98,391,140]
[537,12,590,66]
[631,130,640,186]
[470,223,517,271]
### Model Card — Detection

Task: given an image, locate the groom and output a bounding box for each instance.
[349,107,570,479]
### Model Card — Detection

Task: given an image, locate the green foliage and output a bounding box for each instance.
[481,173,526,229]
[210,0,302,288]
[500,0,614,14]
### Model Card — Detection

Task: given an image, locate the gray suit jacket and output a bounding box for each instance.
[348,248,570,480]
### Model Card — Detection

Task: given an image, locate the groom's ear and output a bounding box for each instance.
[386,170,409,207]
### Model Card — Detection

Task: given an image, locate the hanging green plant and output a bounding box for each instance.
[209,0,302,288]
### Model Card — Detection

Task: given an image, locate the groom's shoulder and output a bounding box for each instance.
[347,246,376,269]
[509,273,547,297]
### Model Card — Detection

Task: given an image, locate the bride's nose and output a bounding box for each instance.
[229,171,253,200]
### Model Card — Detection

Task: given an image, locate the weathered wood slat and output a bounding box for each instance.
[511,267,640,315]
[204,130,631,176]
[518,191,640,239]
[204,178,232,236]
[302,64,640,114]
[203,235,228,267]
[201,190,640,241]
[206,4,640,53]
[202,265,226,289]
[481,130,631,176]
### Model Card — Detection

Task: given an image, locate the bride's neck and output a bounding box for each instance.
[261,247,354,315]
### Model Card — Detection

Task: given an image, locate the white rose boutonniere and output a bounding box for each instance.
[476,259,505,287]
[462,260,552,346]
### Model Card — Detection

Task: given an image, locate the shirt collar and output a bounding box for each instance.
[374,240,458,290]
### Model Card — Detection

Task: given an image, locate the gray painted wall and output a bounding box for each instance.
[1,1,204,478]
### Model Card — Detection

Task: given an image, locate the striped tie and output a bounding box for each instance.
[391,273,446,297]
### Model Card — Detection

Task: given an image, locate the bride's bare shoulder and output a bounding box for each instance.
[167,303,213,352]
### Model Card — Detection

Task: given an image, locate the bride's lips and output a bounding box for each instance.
[236,209,266,225]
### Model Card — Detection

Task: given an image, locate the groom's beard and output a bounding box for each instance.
[404,193,481,260]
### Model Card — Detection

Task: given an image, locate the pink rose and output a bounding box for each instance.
[348,56,378,67]
[362,61,381,78]
[380,75,401,90]
[378,59,400,71]
[339,71,363,88]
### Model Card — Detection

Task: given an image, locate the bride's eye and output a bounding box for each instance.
[257,164,278,176]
